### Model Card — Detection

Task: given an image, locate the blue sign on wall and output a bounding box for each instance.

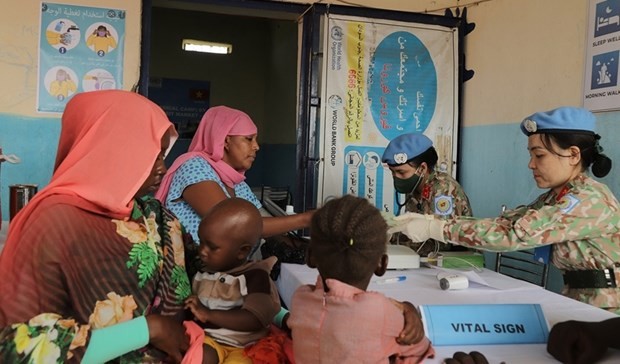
[591,50,619,89]
[595,0,620,38]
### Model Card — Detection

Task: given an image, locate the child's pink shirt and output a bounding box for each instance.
[289,276,435,364]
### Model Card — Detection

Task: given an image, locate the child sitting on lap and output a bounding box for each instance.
[288,195,435,363]
[184,198,281,364]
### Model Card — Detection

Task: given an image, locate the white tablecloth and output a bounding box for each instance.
[277,263,620,364]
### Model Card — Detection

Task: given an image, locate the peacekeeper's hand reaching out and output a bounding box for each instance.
[386,212,446,243]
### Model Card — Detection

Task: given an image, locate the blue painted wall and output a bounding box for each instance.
[460,112,620,219]
[459,111,620,292]
[2,110,618,225]
[0,114,60,220]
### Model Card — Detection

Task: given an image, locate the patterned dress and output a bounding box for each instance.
[0,196,193,363]
[164,157,261,243]
[443,174,620,312]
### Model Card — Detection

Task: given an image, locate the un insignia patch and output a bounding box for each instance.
[434,195,453,216]
[557,194,579,214]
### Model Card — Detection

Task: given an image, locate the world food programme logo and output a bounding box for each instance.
[331,26,343,41]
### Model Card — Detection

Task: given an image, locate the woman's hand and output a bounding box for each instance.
[299,209,316,227]
[397,301,425,345]
[146,314,189,363]
[444,351,489,364]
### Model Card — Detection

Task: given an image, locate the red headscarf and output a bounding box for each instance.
[0,90,177,267]
[155,106,257,201]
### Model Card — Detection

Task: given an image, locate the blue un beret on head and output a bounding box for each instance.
[382,133,433,165]
[520,107,596,136]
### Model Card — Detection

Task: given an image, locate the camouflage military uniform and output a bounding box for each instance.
[394,170,472,255]
[444,174,620,313]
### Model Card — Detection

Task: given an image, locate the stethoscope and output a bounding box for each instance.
[395,193,414,215]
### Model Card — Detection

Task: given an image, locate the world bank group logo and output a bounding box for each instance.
[591,50,619,89]
[331,26,343,41]
[595,0,620,37]
[328,95,342,108]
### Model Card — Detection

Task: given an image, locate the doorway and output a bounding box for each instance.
[145,0,306,198]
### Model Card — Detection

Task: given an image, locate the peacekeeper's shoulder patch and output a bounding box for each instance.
[557,194,579,214]
[434,195,453,216]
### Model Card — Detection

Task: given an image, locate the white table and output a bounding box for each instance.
[277,263,620,364]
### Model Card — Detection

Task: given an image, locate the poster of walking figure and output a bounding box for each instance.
[584,0,620,111]
[38,3,125,113]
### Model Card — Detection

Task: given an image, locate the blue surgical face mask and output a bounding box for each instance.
[393,167,423,194]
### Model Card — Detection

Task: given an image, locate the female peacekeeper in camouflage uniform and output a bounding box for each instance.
[389,107,620,313]
[382,133,472,254]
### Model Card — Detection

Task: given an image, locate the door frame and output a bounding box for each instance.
[139,1,467,212]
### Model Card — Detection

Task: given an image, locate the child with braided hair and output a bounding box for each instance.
[288,195,435,363]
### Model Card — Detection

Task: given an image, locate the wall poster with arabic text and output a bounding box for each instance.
[38,2,125,113]
[317,14,459,214]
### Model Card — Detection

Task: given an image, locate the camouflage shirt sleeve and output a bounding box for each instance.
[443,177,620,253]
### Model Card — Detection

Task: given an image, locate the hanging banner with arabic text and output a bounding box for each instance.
[318,14,459,213]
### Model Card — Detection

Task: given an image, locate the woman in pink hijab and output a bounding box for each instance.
[155,106,313,244]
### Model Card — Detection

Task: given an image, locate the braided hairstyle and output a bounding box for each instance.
[309,195,388,287]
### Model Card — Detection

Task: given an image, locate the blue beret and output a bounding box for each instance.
[520,107,596,136]
[382,133,433,165]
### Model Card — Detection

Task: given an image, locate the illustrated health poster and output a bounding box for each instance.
[317,14,459,214]
[38,3,125,113]
[584,0,620,111]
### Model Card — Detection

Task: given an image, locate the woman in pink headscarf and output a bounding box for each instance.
[155,106,313,244]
